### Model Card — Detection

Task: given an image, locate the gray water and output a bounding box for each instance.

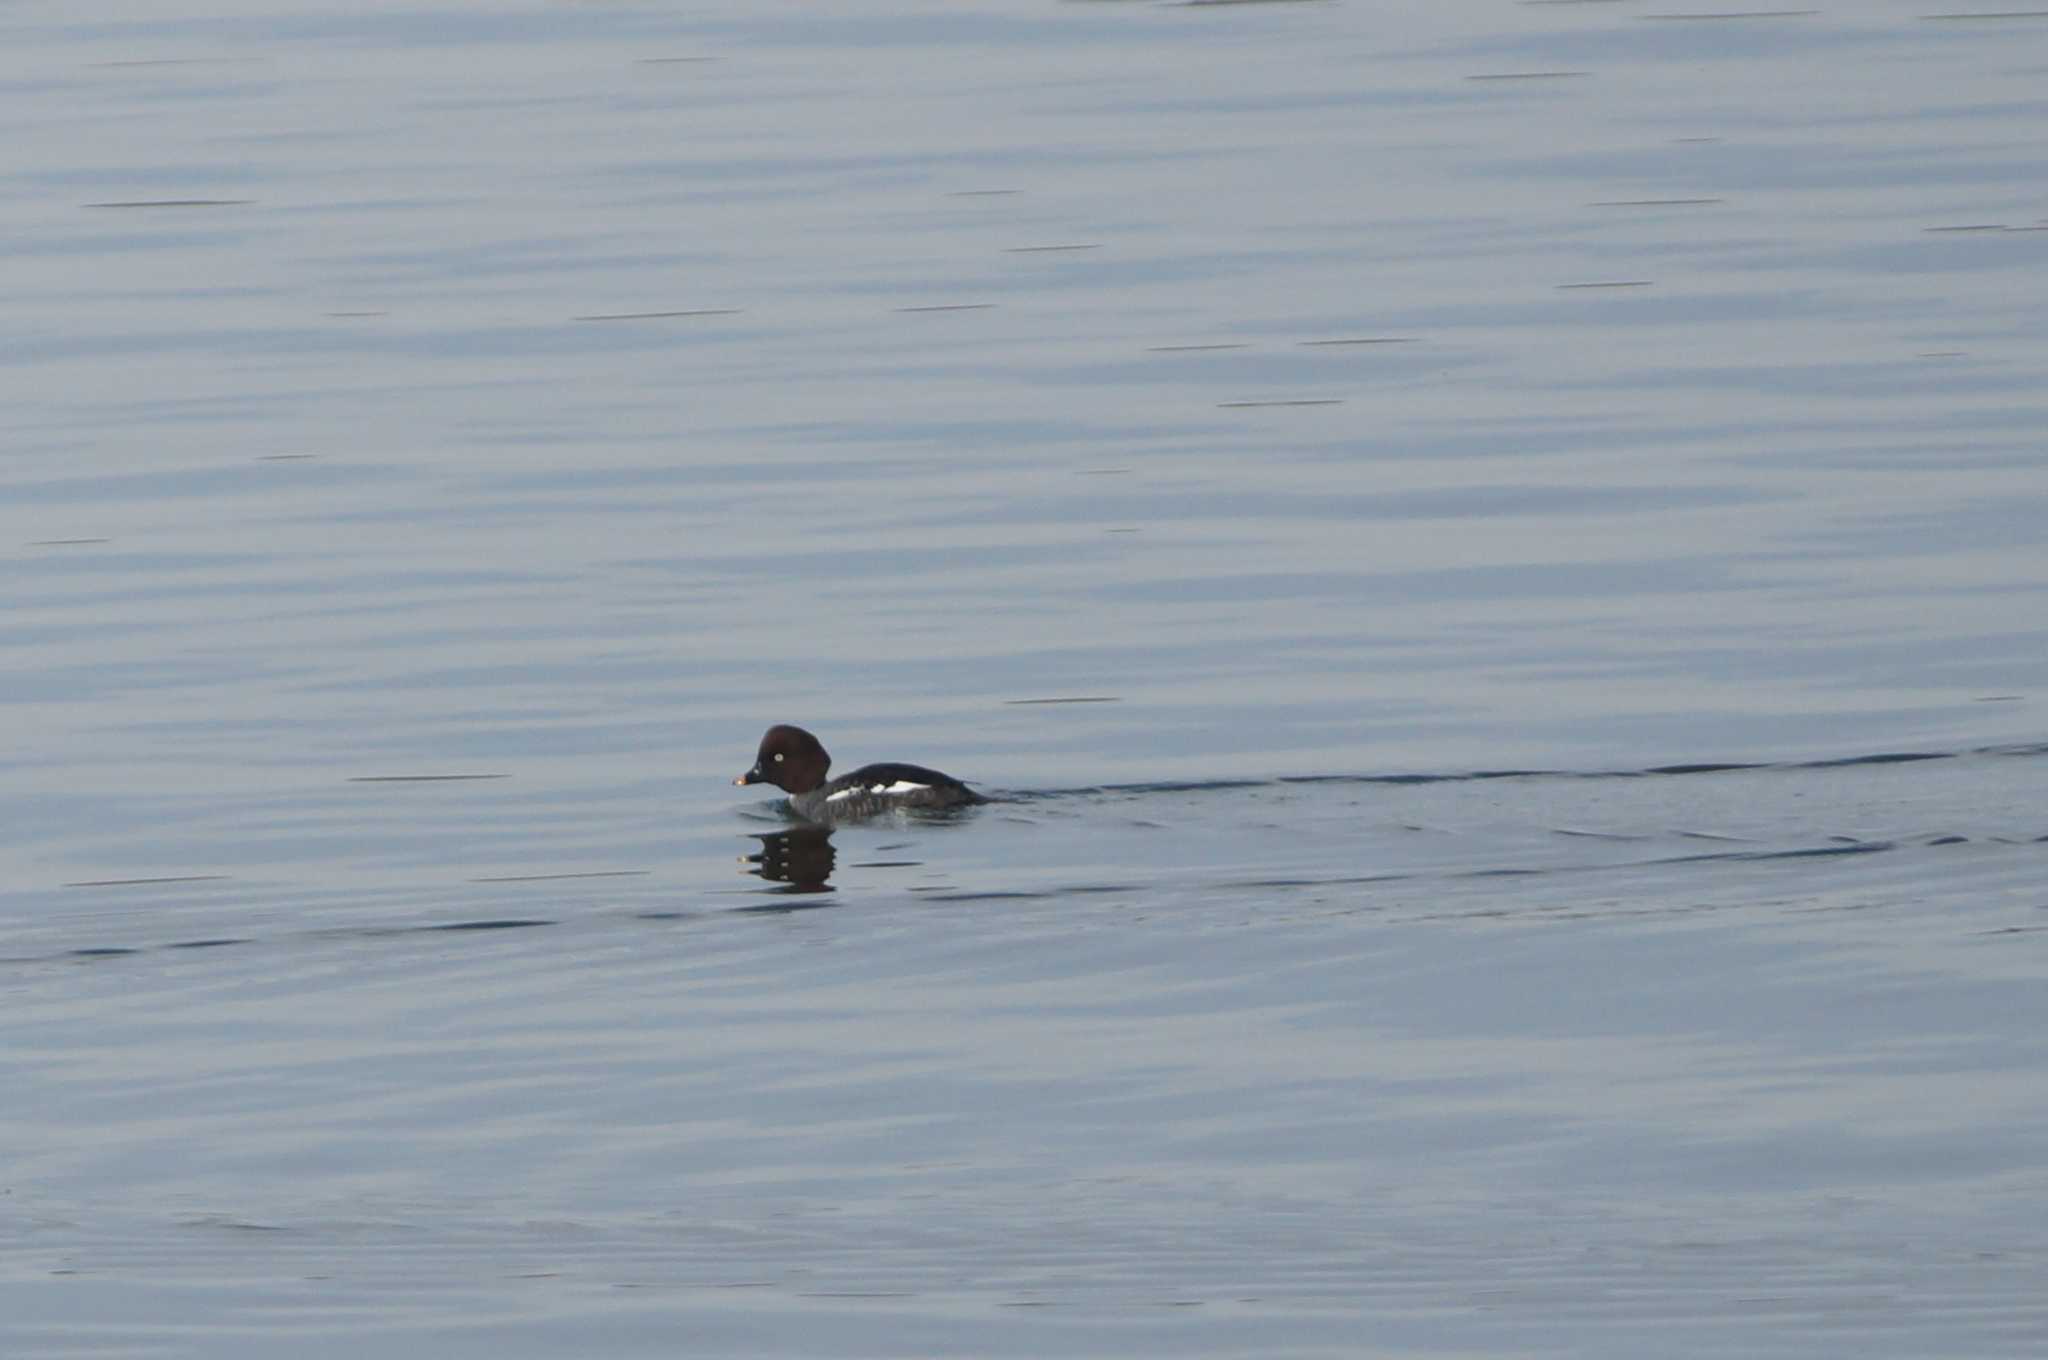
[5,2,2047,1355]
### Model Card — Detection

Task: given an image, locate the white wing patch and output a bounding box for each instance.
[873,780,930,796]
[826,780,931,803]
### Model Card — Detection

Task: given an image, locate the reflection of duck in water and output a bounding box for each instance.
[733,724,985,823]
[744,827,837,893]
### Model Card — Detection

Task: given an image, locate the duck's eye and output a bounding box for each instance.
[773,752,784,762]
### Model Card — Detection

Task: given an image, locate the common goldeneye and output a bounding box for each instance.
[733,724,984,822]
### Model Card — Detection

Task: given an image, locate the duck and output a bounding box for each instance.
[733,724,984,821]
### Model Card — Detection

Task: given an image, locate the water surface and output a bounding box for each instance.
[4,2,2047,1355]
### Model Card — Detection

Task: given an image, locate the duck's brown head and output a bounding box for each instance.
[734,724,832,795]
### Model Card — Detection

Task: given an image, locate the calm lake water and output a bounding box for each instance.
[4,2,2047,1356]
